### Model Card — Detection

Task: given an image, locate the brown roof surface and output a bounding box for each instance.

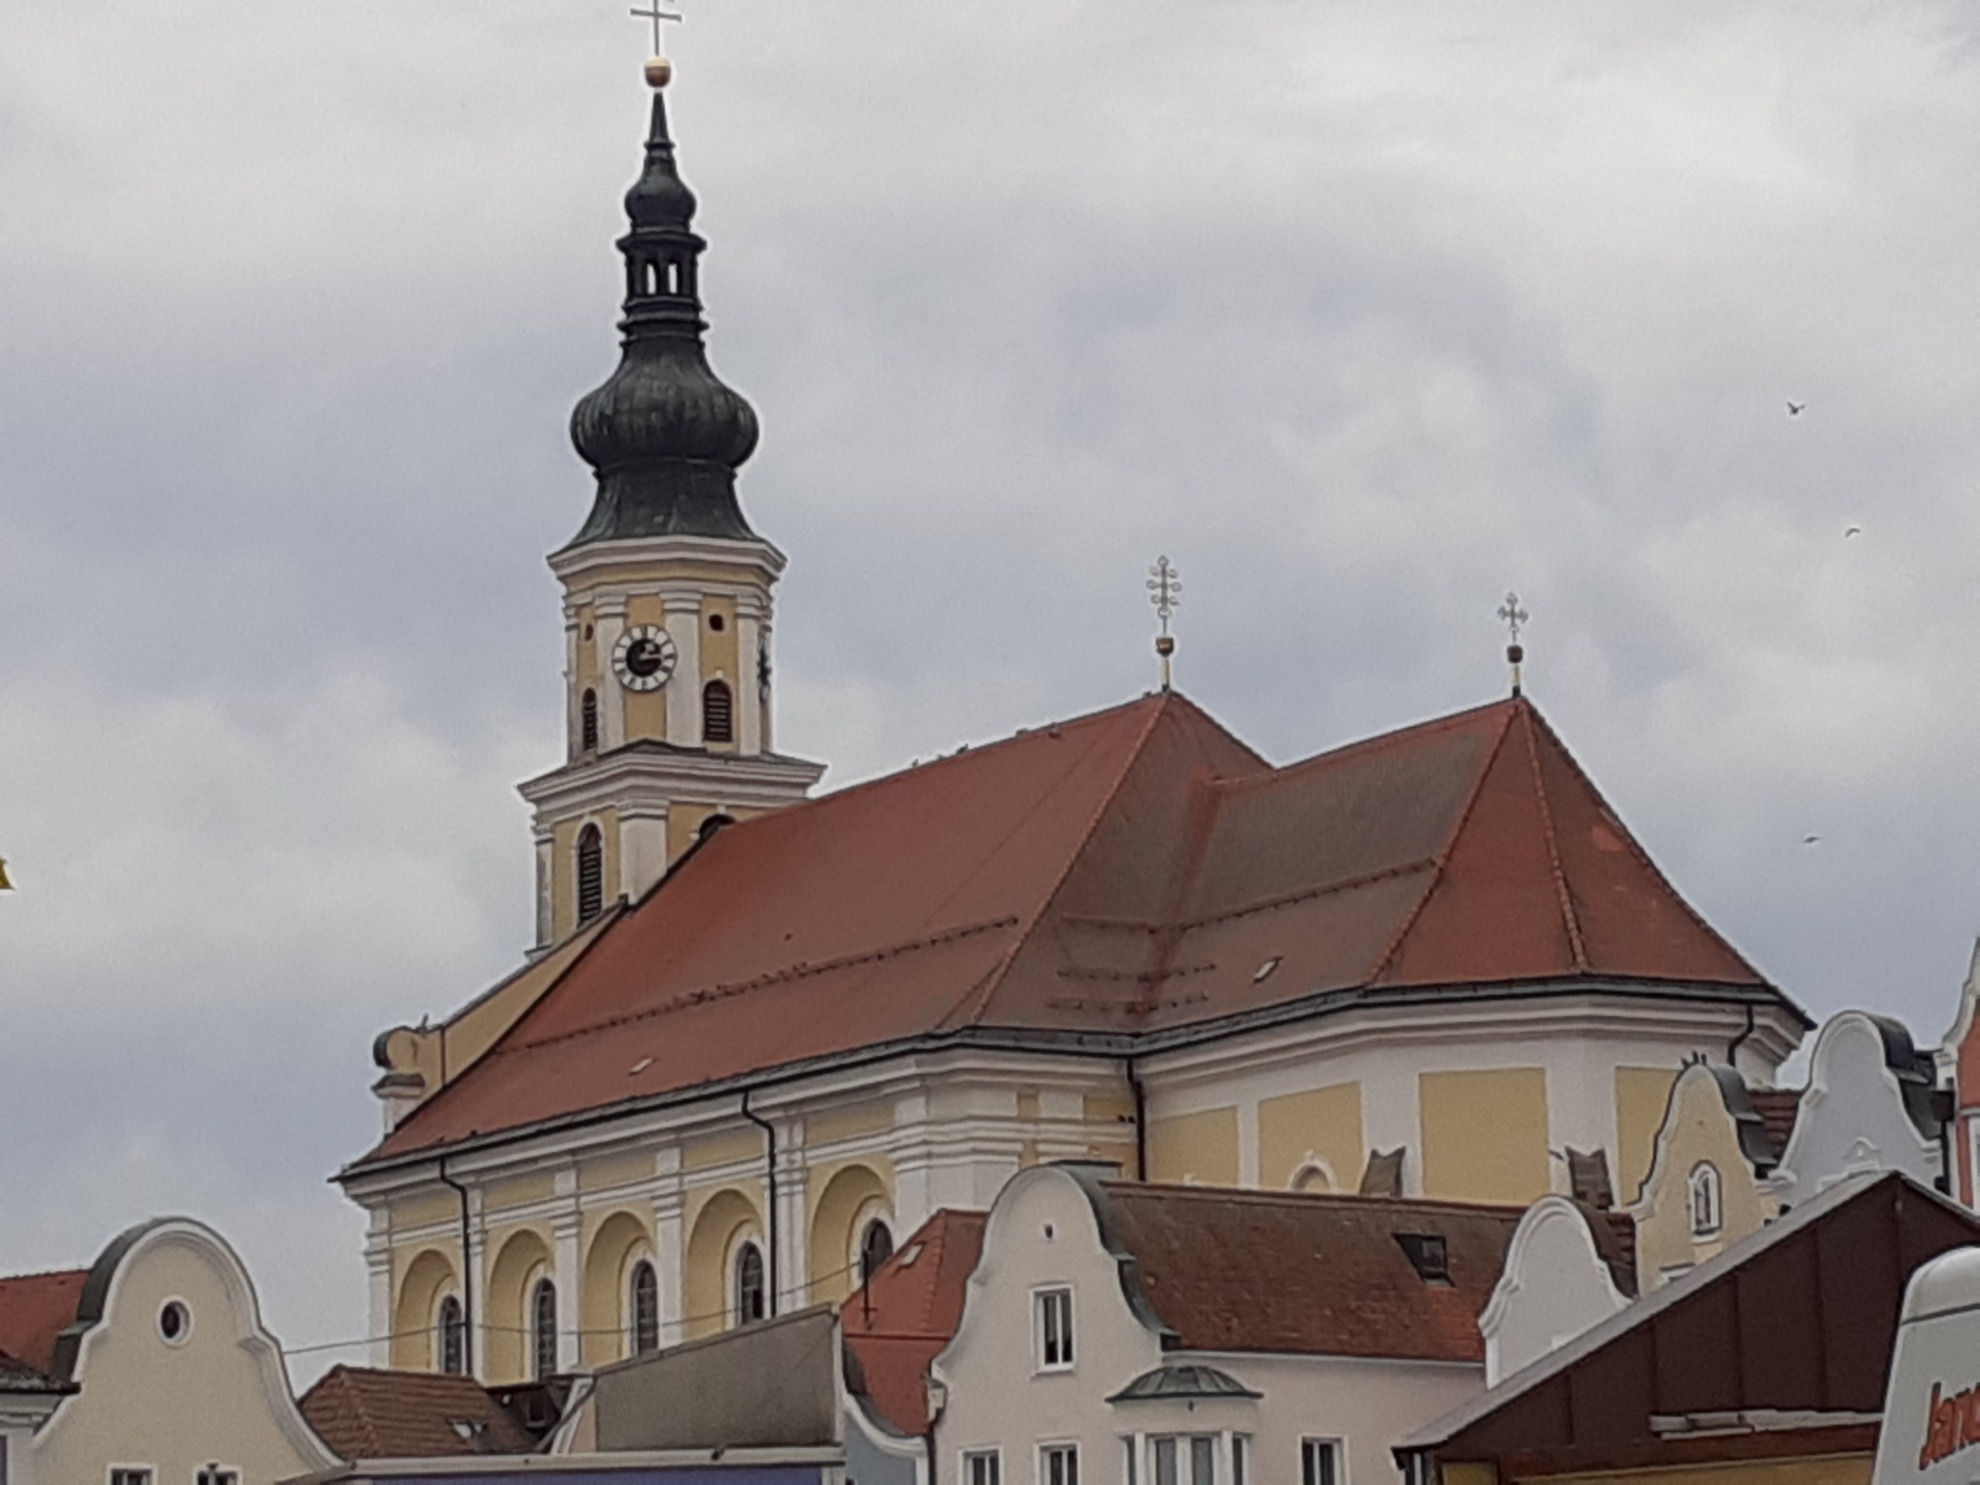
[1100,1182,1524,1362]
[0,1270,87,1375]
[843,1209,987,1435]
[1747,1087,1803,1160]
[298,1365,536,1460]
[363,692,1781,1165]
[1397,1172,1980,1468]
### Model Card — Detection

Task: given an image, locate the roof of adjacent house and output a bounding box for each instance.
[0,1269,87,1376]
[843,1209,987,1436]
[1395,1171,1980,1471]
[1094,1180,1529,1362]
[1747,1087,1803,1160]
[355,691,1793,1170]
[298,1365,537,1460]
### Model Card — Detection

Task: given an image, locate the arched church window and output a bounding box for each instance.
[629,1259,659,1355]
[576,824,604,923]
[1688,1161,1723,1239]
[531,1277,558,1379]
[858,1218,895,1285]
[733,1241,766,1326]
[580,689,599,753]
[702,680,734,743]
[642,259,660,297]
[436,1294,465,1375]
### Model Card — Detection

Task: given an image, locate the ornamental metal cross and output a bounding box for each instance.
[631,0,683,55]
[1497,591,1528,647]
[1148,556,1182,630]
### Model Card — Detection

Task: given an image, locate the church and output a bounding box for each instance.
[336,54,1811,1388]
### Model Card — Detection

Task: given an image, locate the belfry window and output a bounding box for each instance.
[859,1218,895,1284]
[576,824,604,923]
[580,688,599,753]
[531,1277,558,1379]
[703,679,734,743]
[734,1241,766,1325]
[629,1259,659,1355]
[437,1294,466,1375]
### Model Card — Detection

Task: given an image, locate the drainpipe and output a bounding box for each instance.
[437,1155,475,1377]
[1727,1003,1756,1073]
[740,1089,779,1316]
[1125,1057,1149,1182]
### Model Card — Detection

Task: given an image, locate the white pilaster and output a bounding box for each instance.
[736,609,764,756]
[653,1168,686,1348]
[552,1203,583,1374]
[773,1124,807,1315]
[532,832,553,949]
[663,596,702,747]
[364,1229,393,1369]
[619,807,670,901]
[595,600,629,751]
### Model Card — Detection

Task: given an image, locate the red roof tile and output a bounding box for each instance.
[1748,1088,1803,1160]
[360,693,1784,1165]
[843,1209,986,1435]
[1100,1183,1525,1362]
[298,1365,536,1460]
[0,1270,87,1375]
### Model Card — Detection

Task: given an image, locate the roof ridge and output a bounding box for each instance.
[1517,702,1589,972]
[1521,703,1773,990]
[1103,1180,1530,1218]
[1255,696,1518,788]
[1365,703,1521,984]
[931,696,1182,1032]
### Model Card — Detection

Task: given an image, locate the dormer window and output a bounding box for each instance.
[1689,1161,1723,1238]
[1395,1231,1451,1284]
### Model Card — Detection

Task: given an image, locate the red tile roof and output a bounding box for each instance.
[0,1270,87,1375]
[1747,1088,1803,1160]
[843,1209,986,1435]
[1099,1182,1524,1362]
[360,692,1785,1166]
[298,1365,536,1460]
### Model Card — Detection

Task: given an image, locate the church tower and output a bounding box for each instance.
[519,63,823,949]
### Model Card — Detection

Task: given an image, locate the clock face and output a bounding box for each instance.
[612,625,678,692]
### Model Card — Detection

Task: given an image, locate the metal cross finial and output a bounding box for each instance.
[631,0,683,57]
[1497,590,1529,698]
[1147,556,1182,691]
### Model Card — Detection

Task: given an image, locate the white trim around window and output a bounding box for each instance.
[962,1448,1003,1485]
[1301,1436,1344,1485]
[1033,1285,1074,1371]
[1039,1441,1080,1485]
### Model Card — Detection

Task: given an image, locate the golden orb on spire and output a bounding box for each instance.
[645,54,673,87]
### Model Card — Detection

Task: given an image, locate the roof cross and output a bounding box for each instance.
[1497,590,1529,698]
[1147,556,1182,692]
[631,1,683,59]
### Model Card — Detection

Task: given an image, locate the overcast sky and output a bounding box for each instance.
[4,0,1979,1379]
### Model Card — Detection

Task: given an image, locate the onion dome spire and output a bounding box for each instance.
[567,65,760,545]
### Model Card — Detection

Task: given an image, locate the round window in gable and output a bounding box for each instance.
[159,1299,191,1345]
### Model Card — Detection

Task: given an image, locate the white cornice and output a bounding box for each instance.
[517,747,826,816]
[549,534,788,586]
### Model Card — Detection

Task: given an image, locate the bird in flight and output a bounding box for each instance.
[1787,401,1806,416]
[1803,834,1821,845]
[1844,525,1862,538]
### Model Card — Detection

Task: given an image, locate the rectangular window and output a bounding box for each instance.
[1035,1287,1074,1369]
[1191,1436,1216,1485]
[1040,1443,1079,1485]
[1301,1439,1341,1485]
[1153,1437,1179,1485]
[964,1450,1002,1485]
[109,1472,153,1485]
[1124,1438,1138,1485]
[1233,1435,1249,1485]
[196,1472,239,1485]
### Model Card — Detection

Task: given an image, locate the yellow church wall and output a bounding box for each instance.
[575,605,598,684]
[484,1170,557,1212]
[683,1127,763,1172]
[389,1245,460,1371]
[1016,1089,1042,1121]
[567,557,776,595]
[1528,1454,1870,1485]
[1420,1069,1550,1203]
[1084,1090,1135,1124]
[1148,1107,1240,1185]
[578,1150,654,1193]
[1086,1140,1137,1173]
[625,687,669,742]
[806,1160,894,1304]
[482,1224,554,1384]
[666,802,722,863]
[701,597,739,701]
[1615,1065,1679,1205]
[683,1185,765,1340]
[551,808,622,940]
[806,1101,895,1146]
[1258,1081,1364,1191]
[389,1191,457,1231]
[579,1208,655,1368]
